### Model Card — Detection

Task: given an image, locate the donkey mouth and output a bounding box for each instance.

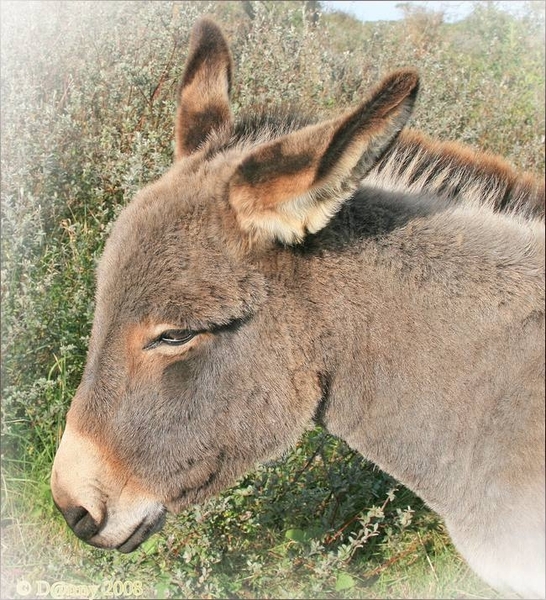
[114,508,167,553]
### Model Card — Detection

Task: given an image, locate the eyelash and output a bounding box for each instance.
[144,315,249,351]
[144,329,198,350]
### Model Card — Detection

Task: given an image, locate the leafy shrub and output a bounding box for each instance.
[1,1,543,598]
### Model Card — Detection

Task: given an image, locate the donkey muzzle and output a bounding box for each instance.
[51,422,167,552]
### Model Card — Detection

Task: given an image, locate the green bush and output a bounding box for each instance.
[1,1,543,598]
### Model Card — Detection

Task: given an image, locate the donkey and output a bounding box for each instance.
[51,18,545,599]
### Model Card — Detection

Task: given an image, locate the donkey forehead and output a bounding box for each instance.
[95,169,255,326]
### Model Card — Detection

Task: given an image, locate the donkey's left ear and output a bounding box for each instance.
[175,18,233,160]
[229,69,419,244]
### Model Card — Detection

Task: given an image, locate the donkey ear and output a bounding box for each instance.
[229,69,419,244]
[175,18,233,160]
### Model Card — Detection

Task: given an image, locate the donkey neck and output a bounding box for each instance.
[285,188,544,515]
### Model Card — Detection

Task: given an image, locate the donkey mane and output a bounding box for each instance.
[368,129,545,220]
[205,106,317,158]
[204,106,544,222]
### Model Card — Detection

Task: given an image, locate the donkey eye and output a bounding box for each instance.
[159,330,196,346]
[144,329,198,350]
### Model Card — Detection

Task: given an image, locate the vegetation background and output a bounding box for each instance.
[1,1,544,598]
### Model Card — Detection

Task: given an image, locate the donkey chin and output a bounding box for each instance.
[50,423,167,553]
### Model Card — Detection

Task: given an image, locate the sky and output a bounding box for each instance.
[320,1,535,22]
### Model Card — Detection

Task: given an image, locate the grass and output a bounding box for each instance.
[1,1,543,598]
[1,434,504,599]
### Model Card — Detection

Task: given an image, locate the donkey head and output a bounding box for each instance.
[51,18,418,552]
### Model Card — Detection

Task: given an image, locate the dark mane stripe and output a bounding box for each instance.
[367,129,545,219]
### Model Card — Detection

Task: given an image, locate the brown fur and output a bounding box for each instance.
[51,18,545,599]
[230,70,419,244]
[175,18,232,159]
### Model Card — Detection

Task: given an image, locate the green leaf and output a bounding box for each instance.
[155,576,172,600]
[140,536,159,554]
[285,528,306,543]
[335,572,355,592]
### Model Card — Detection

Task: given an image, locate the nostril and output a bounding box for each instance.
[63,506,101,541]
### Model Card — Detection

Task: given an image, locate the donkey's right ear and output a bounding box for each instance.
[175,18,233,160]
